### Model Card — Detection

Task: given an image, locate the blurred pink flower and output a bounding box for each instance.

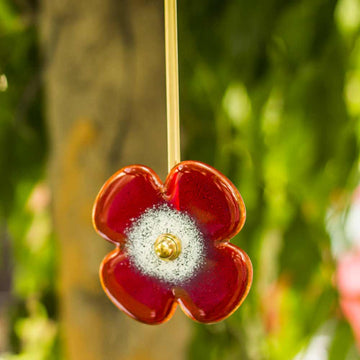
[26,183,51,213]
[337,249,360,348]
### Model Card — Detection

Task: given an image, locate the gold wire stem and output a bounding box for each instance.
[165,0,181,172]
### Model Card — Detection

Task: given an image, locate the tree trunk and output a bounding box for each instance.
[40,1,190,359]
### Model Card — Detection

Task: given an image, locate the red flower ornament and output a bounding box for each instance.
[93,161,252,324]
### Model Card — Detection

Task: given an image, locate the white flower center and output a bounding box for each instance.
[125,204,205,284]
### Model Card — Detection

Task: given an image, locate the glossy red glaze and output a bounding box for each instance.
[100,249,176,324]
[165,162,246,241]
[93,166,164,244]
[176,243,252,323]
[93,161,245,245]
[94,160,252,324]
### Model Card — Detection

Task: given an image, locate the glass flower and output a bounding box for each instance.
[93,160,252,324]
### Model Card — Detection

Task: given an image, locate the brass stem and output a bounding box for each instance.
[165,0,181,172]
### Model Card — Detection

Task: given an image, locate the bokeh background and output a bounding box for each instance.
[1,0,360,359]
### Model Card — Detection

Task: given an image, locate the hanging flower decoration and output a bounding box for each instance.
[93,160,252,324]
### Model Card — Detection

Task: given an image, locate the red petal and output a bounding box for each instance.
[165,161,245,242]
[93,165,164,244]
[176,243,252,323]
[100,249,176,324]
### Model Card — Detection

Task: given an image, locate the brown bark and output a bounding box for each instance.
[40,1,190,359]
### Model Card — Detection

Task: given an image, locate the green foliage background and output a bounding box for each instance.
[0,1,57,359]
[180,0,360,358]
[1,0,360,359]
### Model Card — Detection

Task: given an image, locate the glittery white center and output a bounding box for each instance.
[125,204,205,284]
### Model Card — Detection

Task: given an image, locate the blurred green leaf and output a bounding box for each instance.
[328,320,358,360]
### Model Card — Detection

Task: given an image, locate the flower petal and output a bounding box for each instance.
[176,243,252,323]
[93,165,164,244]
[100,249,176,325]
[337,249,360,298]
[165,161,245,242]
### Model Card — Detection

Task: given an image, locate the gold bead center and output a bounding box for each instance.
[154,233,181,261]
